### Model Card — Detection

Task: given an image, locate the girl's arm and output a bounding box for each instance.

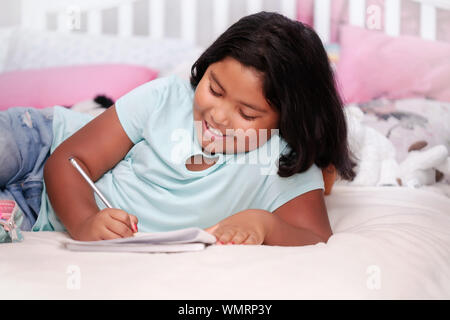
[267,189,332,245]
[44,105,136,240]
[205,189,332,246]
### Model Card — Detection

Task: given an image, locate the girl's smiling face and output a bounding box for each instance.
[193,57,280,155]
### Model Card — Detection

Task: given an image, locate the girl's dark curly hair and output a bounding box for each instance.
[190,11,356,180]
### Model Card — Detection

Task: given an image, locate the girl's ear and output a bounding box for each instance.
[322,165,337,195]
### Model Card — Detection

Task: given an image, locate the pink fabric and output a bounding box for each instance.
[335,25,450,104]
[296,0,450,43]
[0,64,159,110]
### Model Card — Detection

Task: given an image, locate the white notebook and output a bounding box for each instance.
[64,227,216,253]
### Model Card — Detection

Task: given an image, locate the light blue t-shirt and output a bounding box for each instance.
[33,75,324,232]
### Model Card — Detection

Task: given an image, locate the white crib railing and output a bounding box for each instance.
[20,0,446,45]
[318,0,447,42]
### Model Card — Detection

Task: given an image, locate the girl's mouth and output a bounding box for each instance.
[203,120,230,140]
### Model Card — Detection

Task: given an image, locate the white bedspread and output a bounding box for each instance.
[1,186,449,299]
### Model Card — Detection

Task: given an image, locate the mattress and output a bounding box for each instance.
[1,185,449,299]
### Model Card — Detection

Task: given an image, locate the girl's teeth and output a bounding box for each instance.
[207,123,223,136]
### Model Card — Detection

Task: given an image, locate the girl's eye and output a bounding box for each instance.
[209,86,222,97]
[208,84,256,121]
[240,110,257,121]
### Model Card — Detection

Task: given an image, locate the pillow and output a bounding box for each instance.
[0,64,158,110]
[336,25,450,104]
[158,46,204,80]
[3,28,203,75]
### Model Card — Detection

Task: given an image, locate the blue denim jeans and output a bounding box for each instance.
[0,107,54,231]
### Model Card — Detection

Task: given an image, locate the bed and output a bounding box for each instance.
[1,0,449,299]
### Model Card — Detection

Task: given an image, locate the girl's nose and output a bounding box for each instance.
[210,105,230,127]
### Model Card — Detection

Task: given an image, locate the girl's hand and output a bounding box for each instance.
[204,209,273,245]
[74,208,138,241]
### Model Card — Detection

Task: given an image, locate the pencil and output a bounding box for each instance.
[68,157,113,209]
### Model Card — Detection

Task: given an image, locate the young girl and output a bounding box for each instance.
[0,12,355,245]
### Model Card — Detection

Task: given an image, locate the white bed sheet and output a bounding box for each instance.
[1,185,449,299]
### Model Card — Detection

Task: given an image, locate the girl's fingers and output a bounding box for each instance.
[242,232,262,245]
[128,214,139,232]
[109,210,134,232]
[216,229,237,244]
[212,229,223,244]
[215,229,260,245]
[100,227,124,240]
[229,231,248,244]
[106,216,134,238]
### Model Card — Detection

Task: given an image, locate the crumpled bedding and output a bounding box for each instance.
[1,185,449,299]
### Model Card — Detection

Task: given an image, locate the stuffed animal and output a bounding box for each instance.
[339,105,450,190]
[343,105,399,187]
[70,95,114,117]
[308,104,397,195]
[397,141,450,188]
